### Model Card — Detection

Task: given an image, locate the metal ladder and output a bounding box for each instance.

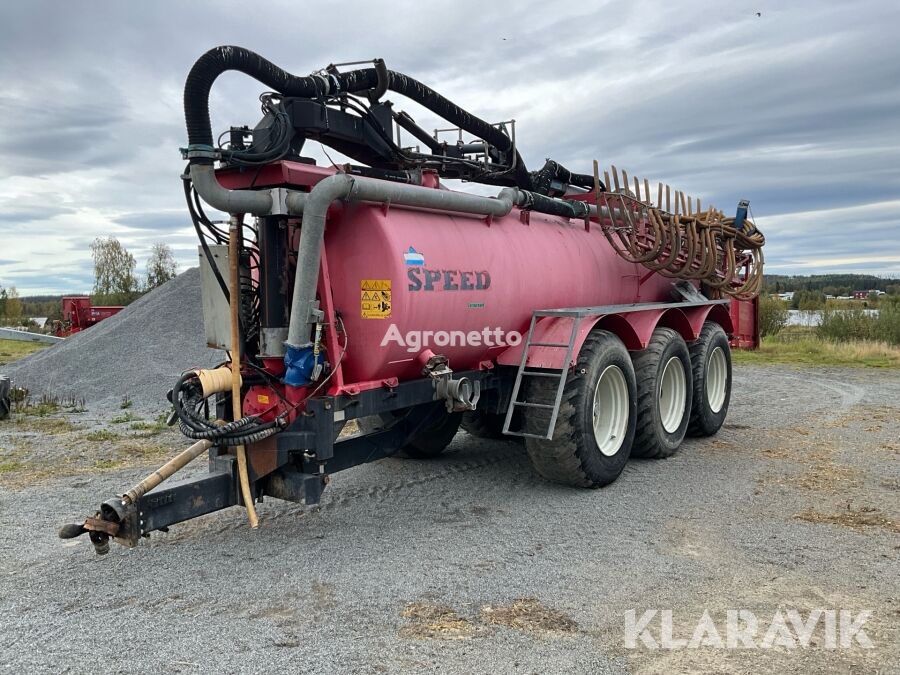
[502,311,583,440]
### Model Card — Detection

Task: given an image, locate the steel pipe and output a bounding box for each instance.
[285,175,522,347]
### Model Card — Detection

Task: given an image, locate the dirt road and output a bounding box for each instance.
[1,363,898,674]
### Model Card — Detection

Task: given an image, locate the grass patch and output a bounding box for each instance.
[481,598,579,634]
[795,505,899,534]
[84,429,119,442]
[114,440,174,463]
[93,458,124,471]
[0,460,25,474]
[400,603,477,640]
[734,335,900,368]
[110,411,141,424]
[0,338,49,366]
[19,399,59,417]
[129,420,168,436]
[14,415,80,435]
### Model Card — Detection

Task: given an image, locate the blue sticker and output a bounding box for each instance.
[403,246,425,266]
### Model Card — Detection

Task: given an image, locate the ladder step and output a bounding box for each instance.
[513,402,555,409]
[503,430,553,440]
[521,370,561,378]
[529,341,570,348]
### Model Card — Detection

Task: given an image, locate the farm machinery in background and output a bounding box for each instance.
[61,46,765,554]
[53,297,124,337]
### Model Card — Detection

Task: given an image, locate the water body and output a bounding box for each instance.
[787,309,879,326]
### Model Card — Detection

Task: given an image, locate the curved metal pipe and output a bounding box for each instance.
[192,163,580,352]
[190,164,273,215]
[191,163,308,217]
[286,175,520,347]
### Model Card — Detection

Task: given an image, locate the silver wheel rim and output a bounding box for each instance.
[706,347,727,413]
[658,356,687,433]
[592,365,629,456]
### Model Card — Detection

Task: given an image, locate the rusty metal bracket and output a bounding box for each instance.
[84,516,119,537]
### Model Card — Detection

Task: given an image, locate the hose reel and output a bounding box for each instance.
[592,162,765,300]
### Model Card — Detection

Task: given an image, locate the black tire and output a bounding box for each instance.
[630,328,693,459]
[404,411,462,458]
[461,409,507,440]
[687,322,732,437]
[0,376,9,421]
[357,404,462,459]
[523,330,636,488]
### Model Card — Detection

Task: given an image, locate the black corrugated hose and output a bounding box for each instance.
[183,45,531,186]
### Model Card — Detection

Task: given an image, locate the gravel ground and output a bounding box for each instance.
[0,363,898,674]
[4,268,220,415]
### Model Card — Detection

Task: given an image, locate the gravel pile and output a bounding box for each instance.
[4,268,223,414]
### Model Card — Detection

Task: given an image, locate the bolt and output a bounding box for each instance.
[139,520,144,526]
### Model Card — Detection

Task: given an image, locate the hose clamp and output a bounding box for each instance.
[181,145,220,161]
[269,187,291,215]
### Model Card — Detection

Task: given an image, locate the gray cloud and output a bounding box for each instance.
[1,0,898,293]
[113,211,194,232]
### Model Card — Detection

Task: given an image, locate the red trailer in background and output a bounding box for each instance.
[54,297,124,337]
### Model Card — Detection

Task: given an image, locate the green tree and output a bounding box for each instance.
[759,295,789,337]
[791,290,825,311]
[91,237,139,305]
[145,242,178,290]
[5,286,23,322]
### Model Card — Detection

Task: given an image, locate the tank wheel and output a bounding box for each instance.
[630,327,693,459]
[461,409,514,440]
[0,376,10,421]
[358,403,462,458]
[523,330,636,488]
[687,322,732,437]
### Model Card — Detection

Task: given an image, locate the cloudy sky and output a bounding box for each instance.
[1,1,898,294]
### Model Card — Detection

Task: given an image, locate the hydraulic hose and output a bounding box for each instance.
[183,46,527,182]
[123,439,213,504]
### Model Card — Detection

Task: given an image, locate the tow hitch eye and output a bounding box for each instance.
[58,498,136,555]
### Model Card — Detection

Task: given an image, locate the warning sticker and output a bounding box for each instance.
[361,279,392,318]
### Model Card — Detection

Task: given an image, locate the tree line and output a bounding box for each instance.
[0,237,178,326]
[764,274,900,297]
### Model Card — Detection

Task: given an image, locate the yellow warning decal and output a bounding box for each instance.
[361,279,391,318]
[256,394,270,405]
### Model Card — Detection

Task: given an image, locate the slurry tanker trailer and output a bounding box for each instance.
[61,47,765,554]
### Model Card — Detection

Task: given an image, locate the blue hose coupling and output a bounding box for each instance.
[283,344,324,387]
[734,199,750,232]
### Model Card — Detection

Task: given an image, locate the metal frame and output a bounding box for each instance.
[104,369,502,548]
[502,298,731,440]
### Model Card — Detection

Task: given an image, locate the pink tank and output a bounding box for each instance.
[324,196,676,384]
